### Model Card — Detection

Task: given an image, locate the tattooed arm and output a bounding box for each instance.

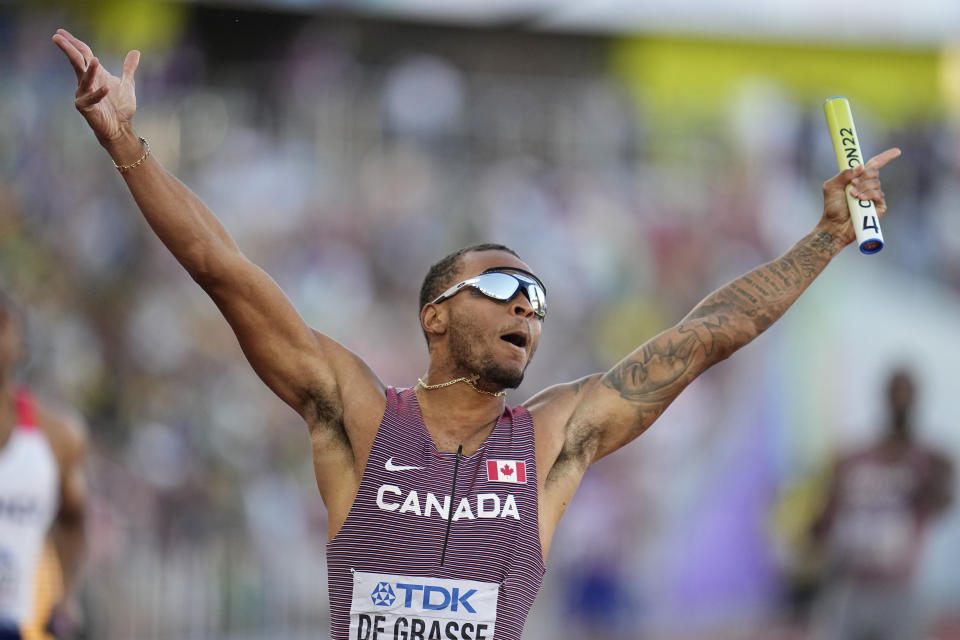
[530,148,901,494]
[593,226,843,453]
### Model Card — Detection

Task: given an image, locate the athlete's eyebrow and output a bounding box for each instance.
[481,266,546,292]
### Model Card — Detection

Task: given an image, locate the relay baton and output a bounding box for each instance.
[823,97,883,254]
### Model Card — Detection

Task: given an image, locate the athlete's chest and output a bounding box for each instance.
[346,446,537,585]
[0,431,59,530]
[369,447,534,526]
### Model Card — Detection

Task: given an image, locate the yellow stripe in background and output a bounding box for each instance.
[609,35,943,128]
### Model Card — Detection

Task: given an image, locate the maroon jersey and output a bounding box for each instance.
[326,387,544,640]
[822,443,951,583]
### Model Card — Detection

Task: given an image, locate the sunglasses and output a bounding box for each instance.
[432,269,547,319]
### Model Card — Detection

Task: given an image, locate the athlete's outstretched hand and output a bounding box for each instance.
[819,147,901,247]
[52,28,140,148]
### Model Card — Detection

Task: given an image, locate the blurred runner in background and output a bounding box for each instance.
[0,292,88,640]
[811,367,953,640]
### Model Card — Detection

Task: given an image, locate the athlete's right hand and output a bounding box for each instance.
[52,28,140,147]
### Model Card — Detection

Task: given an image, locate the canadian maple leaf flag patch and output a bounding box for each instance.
[486,459,527,484]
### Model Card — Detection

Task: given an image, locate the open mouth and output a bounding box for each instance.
[500,332,528,349]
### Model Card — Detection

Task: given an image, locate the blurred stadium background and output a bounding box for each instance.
[3,0,960,638]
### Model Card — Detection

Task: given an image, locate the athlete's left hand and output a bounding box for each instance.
[818,147,901,247]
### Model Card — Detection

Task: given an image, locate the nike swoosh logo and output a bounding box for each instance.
[385,458,425,472]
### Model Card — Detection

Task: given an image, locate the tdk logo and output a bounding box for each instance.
[370,582,396,607]
[370,582,478,614]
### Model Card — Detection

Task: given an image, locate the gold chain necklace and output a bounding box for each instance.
[417,377,507,398]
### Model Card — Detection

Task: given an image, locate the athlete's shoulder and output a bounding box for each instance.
[914,445,954,481]
[522,374,606,480]
[522,373,604,428]
[31,394,88,466]
[915,442,952,463]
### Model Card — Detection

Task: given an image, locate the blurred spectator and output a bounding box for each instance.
[0,291,88,640]
[810,367,954,640]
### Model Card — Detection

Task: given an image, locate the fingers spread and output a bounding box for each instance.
[121,50,141,85]
[75,85,109,112]
[866,147,902,170]
[52,33,87,79]
[62,30,94,63]
[78,57,99,93]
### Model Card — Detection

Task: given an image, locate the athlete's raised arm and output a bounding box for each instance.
[530,148,900,521]
[52,30,385,458]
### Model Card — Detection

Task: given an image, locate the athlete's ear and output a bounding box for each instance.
[420,303,448,340]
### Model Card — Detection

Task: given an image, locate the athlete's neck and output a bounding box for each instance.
[415,372,505,455]
[885,412,913,446]
[417,376,506,398]
[0,381,16,449]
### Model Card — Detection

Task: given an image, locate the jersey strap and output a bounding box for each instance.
[14,387,38,431]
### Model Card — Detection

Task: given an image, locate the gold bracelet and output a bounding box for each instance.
[114,137,150,173]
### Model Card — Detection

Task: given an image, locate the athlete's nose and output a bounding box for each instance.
[510,293,535,319]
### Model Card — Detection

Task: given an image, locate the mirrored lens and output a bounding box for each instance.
[474,272,522,300]
[467,272,547,319]
[525,284,546,317]
[505,274,546,317]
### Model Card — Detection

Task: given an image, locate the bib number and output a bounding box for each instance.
[350,571,498,640]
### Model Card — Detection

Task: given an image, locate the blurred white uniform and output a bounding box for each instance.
[0,390,59,629]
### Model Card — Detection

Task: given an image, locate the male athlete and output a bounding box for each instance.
[53,28,901,640]
[0,292,88,640]
[811,368,953,640]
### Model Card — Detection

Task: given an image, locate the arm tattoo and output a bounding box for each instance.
[603,228,840,406]
[602,314,746,404]
[685,228,840,333]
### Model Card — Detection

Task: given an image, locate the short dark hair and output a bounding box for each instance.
[418,243,521,340]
